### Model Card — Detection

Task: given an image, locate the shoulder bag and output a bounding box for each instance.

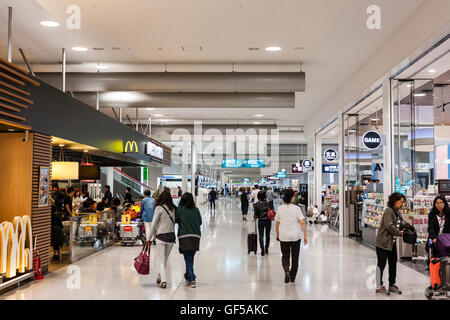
[134,241,151,275]
[267,201,276,221]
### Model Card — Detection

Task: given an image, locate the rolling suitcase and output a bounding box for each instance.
[247,221,257,254]
[440,257,450,290]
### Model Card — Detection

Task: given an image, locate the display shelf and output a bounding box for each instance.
[363,192,384,228]
[324,185,339,217]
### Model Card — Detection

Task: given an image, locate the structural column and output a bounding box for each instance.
[181,140,189,193]
[314,133,323,211]
[382,78,393,205]
[105,167,114,195]
[338,112,345,236]
[191,143,197,200]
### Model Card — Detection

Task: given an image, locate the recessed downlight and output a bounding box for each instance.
[72,47,88,52]
[154,114,163,117]
[95,65,108,70]
[7,129,14,131]
[265,46,281,52]
[371,118,380,121]
[146,108,155,111]
[255,114,264,117]
[254,121,261,125]
[428,69,436,73]
[40,21,59,27]
[414,93,426,97]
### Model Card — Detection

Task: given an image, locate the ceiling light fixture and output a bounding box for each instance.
[265,46,281,52]
[146,108,155,111]
[414,93,426,97]
[95,64,108,70]
[40,21,59,27]
[254,114,264,117]
[72,47,88,52]
[154,114,163,117]
[254,121,261,125]
[371,118,380,121]
[428,69,436,73]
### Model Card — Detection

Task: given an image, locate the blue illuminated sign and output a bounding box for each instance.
[222,159,265,168]
[322,164,339,173]
[276,171,287,178]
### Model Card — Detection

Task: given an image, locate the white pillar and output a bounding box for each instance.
[105,167,114,195]
[314,134,323,211]
[7,7,12,63]
[181,140,189,193]
[191,143,197,200]
[382,78,393,204]
[338,112,345,236]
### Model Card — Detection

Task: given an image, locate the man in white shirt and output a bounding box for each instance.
[275,188,308,284]
[251,185,260,204]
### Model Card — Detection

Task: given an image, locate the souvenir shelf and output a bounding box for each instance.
[363,193,384,228]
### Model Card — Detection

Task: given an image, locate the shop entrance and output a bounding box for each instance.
[342,88,384,247]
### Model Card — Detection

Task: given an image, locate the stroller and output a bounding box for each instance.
[424,233,450,300]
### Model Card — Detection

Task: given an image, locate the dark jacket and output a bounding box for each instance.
[254,201,269,220]
[176,206,202,252]
[428,209,450,240]
[240,192,249,208]
[376,207,408,251]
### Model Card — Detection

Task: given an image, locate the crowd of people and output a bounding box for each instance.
[50,182,449,294]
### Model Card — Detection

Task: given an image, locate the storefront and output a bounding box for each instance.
[312,33,450,266]
[0,58,171,290]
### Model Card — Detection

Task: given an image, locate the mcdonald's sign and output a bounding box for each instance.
[124,141,139,153]
[0,216,33,278]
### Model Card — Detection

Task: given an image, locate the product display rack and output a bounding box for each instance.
[363,192,384,228]
[324,185,339,220]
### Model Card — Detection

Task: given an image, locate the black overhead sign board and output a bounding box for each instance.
[21,79,170,166]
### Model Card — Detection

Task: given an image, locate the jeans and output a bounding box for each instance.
[258,219,271,251]
[376,244,397,288]
[210,200,216,210]
[155,239,174,282]
[183,251,196,282]
[280,239,301,280]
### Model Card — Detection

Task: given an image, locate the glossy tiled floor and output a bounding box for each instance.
[1,199,429,300]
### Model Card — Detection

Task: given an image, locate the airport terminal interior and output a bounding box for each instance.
[0,0,449,301]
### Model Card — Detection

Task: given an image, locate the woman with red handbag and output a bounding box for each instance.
[254,191,273,256]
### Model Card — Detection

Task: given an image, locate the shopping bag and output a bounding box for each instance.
[134,241,151,275]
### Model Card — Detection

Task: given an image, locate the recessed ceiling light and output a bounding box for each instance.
[414,93,426,97]
[371,118,380,121]
[7,129,14,131]
[72,47,88,52]
[83,150,88,153]
[254,121,261,125]
[160,119,171,122]
[95,65,108,70]
[58,144,65,147]
[146,108,155,111]
[265,46,281,52]
[40,21,59,27]
[154,114,163,117]
[428,69,436,73]
[255,114,264,117]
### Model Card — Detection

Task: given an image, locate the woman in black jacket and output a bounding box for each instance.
[428,195,450,256]
[254,191,271,256]
[240,188,249,221]
[51,205,65,260]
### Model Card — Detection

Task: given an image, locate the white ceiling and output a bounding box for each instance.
[0,0,425,126]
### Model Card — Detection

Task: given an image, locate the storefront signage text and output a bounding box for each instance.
[302,159,312,170]
[323,148,338,161]
[292,163,303,173]
[222,159,265,168]
[322,164,339,173]
[362,131,382,150]
[146,141,164,160]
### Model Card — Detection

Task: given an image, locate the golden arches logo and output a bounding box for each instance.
[124,141,138,153]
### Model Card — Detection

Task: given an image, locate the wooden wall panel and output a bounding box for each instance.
[30,132,52,270]
[0,133,32,222]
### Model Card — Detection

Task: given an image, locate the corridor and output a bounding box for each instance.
[1,199,429,300]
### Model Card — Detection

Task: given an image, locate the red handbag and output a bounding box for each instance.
[267,201,276,221]
[134,241,151,275]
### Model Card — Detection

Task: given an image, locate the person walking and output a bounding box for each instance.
[177,186,183,197]
[266,187,277,210]
[254,191,272,256]
[208,188,217,211]
[176,192,202,288]
[147,190,176,288]
[251,185,260,204]
[141,190,156,245]
[102,185,113,208]
[240,188,249,221]
[427,195,450,257]
[275,189,307,284]
[375,192,409,295]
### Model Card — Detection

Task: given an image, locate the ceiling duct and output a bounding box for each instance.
[36,72,305,93]
[75,92,294,109]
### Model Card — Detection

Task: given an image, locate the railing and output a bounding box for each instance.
[113,167,153,196]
